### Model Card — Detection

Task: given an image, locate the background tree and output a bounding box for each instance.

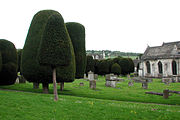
[111,63,121,75]
[117,58,129,75]
[94,59,100,74]
[0,52,2,72]
[85,56,95,74]
[17,49,22,73]
[21,10,75,94]
[97,60,110,75]
[0,39,17,85]
[38,12,72,101]
[66,22,86,79]
[127,58,134,73]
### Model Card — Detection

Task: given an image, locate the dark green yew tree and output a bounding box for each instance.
[0,52,2,72]
[66,22,86,79]
[85,56,95,74]
[21,10,75,96]
[0,39,17,85]
[38,12,72,101]
[111,63,121,75]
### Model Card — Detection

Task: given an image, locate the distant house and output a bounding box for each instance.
[139,41,180,78]
[87,51,105,60]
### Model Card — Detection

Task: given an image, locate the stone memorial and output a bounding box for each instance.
[94,74,98,80]
[88,71,94,81]
[163,89,169,99]
[142,82,148,89]
[90,80,96,89]
[128,81,134,86]
[80,82,84,86]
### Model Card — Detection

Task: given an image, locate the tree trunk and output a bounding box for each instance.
[42,83,49,94]
[33,82,39,89]
[60,82,64,91]
[52,67,58,101]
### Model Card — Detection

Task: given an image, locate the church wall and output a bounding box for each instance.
[139,59,180,77]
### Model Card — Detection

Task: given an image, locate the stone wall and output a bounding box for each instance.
[139,59,180,78]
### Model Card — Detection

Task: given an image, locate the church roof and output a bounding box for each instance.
[141,41,180,60]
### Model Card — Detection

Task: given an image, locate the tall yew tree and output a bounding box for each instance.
[38,13,72,101]
[66,22,86,78]
[21,10,75,96]
[0,39,17,85]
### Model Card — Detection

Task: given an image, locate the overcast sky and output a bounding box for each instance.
[0,0,180,53]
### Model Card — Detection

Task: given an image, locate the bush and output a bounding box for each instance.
[66,22,86,78]
[127,58,134,73]
[111,63,121,75]
[85,56,94,73]
[118,58,130,75]
[0,39,17,85]
[21,10,75,84]
[97,60,110,75]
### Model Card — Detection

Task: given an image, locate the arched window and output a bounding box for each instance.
[146,61,151,74]
[172,60,177,75]
[158,61,163,74]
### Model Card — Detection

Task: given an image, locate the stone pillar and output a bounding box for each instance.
[89,80,96,89]
[163,89,169,99]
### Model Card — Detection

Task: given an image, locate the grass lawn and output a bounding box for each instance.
[0,76,180,119]
[0,90,180,120]
[0,76,180,105]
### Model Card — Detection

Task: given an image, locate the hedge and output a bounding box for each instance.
[66,22,86,78]
[0,39,17,85]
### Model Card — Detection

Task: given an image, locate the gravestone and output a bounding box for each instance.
[89,80,96,89]
[80,82,84,86]
[128,81,134,86]
[163,89,169,99]
[142,82,148,89]
[84,74,86,79]
[88,71,94,81]
[94,74,98,80]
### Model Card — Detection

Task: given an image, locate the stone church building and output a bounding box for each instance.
[139,41,180,78]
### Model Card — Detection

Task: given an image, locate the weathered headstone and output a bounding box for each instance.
[88,71,94,81]
[19,75,26,83]
[80,82,84,86]
[128,81,134,86]
[94,74,98,80]
[142,82,148,89]
[89,80,96,89]
[84,74,86,79]
[163,89,169,99]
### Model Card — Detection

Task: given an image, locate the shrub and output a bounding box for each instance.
[127,58,134,73]
[118,58,130,75]
[97,60,110,75]
[21,10,75,86]
[85,56,94,73]
[0,39,17,85]
[111,63,121,75]
[66,22,86,78]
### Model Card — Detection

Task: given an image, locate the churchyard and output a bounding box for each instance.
[0,75,180,120]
